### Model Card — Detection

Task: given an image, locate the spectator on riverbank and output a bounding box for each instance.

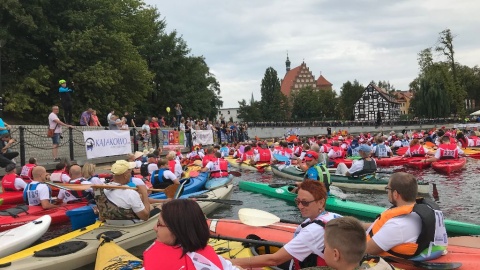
[175,103,182,127]
[58,80,74,124]
[49,106,73,161]
[0,117,11,136]
[149,117,160,150]
[79,108,93,126]
[89,110,101,126]
[0,133,19,166]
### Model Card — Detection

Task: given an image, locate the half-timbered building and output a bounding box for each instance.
[354,83,400,121]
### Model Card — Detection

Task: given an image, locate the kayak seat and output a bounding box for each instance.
[96,230,123,240]
[0,205,29,217]
[34,241,87,257]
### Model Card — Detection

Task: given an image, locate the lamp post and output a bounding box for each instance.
[0,39,3,117]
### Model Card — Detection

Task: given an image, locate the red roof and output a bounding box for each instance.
[372,84,399,104]
[316,75,332,87]
[281,66,301,96]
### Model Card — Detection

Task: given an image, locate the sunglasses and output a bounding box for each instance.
[294,199,318,207]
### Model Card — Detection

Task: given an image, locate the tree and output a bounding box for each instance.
[260,67,283,121]
[291,86,321,120]
[237,99,262,122]
[338,80,364,120]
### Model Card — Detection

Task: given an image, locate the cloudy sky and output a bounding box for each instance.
[144,0,480,108]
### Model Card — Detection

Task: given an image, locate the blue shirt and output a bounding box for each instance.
[59,86,73,93]
[0,118,8,135]
[306,166,319,180]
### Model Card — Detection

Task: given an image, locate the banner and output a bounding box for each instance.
[192,130,214,145]
[84,130,131,159]
[162,130,169,145]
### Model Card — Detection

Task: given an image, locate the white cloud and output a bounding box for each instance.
[145,0,480,107]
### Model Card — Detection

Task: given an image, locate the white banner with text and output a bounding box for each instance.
[83,130,132,159]
[192,130,214,145]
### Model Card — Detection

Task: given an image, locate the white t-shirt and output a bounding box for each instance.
[25,181,51,206]
[48,112,62,133]
[367,212,422,252]
[348,159,377,175]
[107,112,113,123]
[161,170,177,181]
[284,212,341,263]
[171,161,183,178]
[141,124,150,133]
[13,177,27,190]
[391,140,403,148]
[131,177,146,186]
[104,183,145,213]
[147,163,159,175]
[87,176,104,185]
[134,160,143,168]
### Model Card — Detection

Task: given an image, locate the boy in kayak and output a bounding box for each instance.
[364,172,448,261]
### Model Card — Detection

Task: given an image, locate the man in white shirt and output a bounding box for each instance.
[57,165,93,203]
[48,106,73,161]
[24,166,58,209]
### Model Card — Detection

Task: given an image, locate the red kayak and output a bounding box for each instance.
[404,157,431,170]
[0,202,87,232]
[0,191,24,206]
[432,158,467,174]
[333,156,409,168]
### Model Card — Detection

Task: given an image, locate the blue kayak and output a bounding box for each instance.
[149,172,209,199]
[205,175,234,190]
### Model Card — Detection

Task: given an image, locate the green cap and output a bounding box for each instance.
[59,79,66,84]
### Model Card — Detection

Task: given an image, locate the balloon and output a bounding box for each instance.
[166,107,171,113]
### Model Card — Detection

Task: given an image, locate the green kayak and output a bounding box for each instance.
[271,165,430,194]
[238,181,480,236]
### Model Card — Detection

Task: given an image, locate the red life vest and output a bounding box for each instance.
[470,136,480,146]
[189,151,202,161]
[68,178,89,201]
[329,146,344,159]
[202,154,215,167]
[438,144,458,159]
[1,173,21,191]
[458,137,468,148]
[257,148,271,164]
[210,158,229,178]
[321,144,331,153]
[50,169,68,183]
[408,145,426,157]
[241,150,255,162]
[20,163,36,181]
[449,137,456,144]
[168,160,177,174]
[143,241,223,270]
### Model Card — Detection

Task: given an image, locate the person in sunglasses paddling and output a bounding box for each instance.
[230,180,342,269]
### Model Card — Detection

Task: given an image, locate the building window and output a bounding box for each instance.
[358,114,366,118]
[358,104,365,109]
[378,103,384,108]
[372,94,378,99]
[363,95,370,100]
[228,111,230,114]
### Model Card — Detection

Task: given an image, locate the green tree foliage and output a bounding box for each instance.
[237,99,262,122]
[290,87,337,120]
[0,0,221,122]
[260,67,283,121]
[338,80,364,120]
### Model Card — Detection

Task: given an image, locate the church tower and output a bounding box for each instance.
[285,52,291,72]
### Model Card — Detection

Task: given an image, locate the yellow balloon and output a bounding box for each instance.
[166,107,171,113]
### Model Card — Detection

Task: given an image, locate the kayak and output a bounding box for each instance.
[404,158,432,170]
[205,174,234,190]
[95,237,143,270]
[0,220,103,266]
[209,238,273,270]
[238,181,480,236]
[432,158,467,174]
[0,191,24,207]
[271,164,430,194]
[207,219,297,244]
[0,202,87,232]
[149,172,209,199]
[225,157,272,172]
[0,215,52,258]
[0,185,235,270]
[332,156,410,168]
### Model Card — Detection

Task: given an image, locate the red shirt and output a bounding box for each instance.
[149,122,159,135]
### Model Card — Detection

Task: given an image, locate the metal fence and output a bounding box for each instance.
[6,125,167,166]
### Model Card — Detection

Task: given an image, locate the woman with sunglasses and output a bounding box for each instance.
[230,180,342,269]
[143,199,241,270]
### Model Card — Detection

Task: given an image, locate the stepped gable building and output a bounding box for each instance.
[354,83,400,121]
[280,55,333,97]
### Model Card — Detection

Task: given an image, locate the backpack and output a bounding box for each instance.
[140,163,149,177]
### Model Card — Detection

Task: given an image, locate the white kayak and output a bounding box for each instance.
[0,215,52,258]
[0,184,234,269]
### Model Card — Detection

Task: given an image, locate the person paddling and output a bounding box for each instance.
[335,144,377,176]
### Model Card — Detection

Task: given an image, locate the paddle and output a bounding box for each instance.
[238,208,299,227]
[194,199,243,205]
[384,256,462,270]
[273,154,290,163]
[45,181,177,196]
[210,234,284,248]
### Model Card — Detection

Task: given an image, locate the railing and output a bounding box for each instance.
[246,118,459,128]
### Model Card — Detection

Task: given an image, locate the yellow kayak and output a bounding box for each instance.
[225,157,272,172]
[95,236,142,270]
[0,221,103,265]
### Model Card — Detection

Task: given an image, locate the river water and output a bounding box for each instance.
[46,158,479,269]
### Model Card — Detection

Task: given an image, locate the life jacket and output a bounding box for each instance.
[168,160,177,174]
[93,188,139,221]
[210,158,229,178]
[408,145,426,157]
[470,136,480,146]
[351,159,377,177]
[292,213,338,269]
[189,151,202,161]
[367,198,448,260]
[127,177,137,188]
[329,146,344,159]
[20,163,36,181]
[151,168,174,189]
[401,139,410,147]
[140,162,155,177]
[280,147,293,158]
[305,164,331,192]
[50,169,68,183]
[67,178,92,201]
[349,145,360,157]
[241,150,255,162]
[143,241,223,270]
[23,182,51,206]
[449,137,456,144]
[257,148,271,164]
[438,144,458,159]
[202,154,215,167]
[2,173,21,191]
[375,144,389,158]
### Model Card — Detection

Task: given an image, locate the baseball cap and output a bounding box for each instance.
[304,151,319,161]
[111,160,136,175]
[359,144,371,153]
[5,163,16,172]
[59,79,66,84]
